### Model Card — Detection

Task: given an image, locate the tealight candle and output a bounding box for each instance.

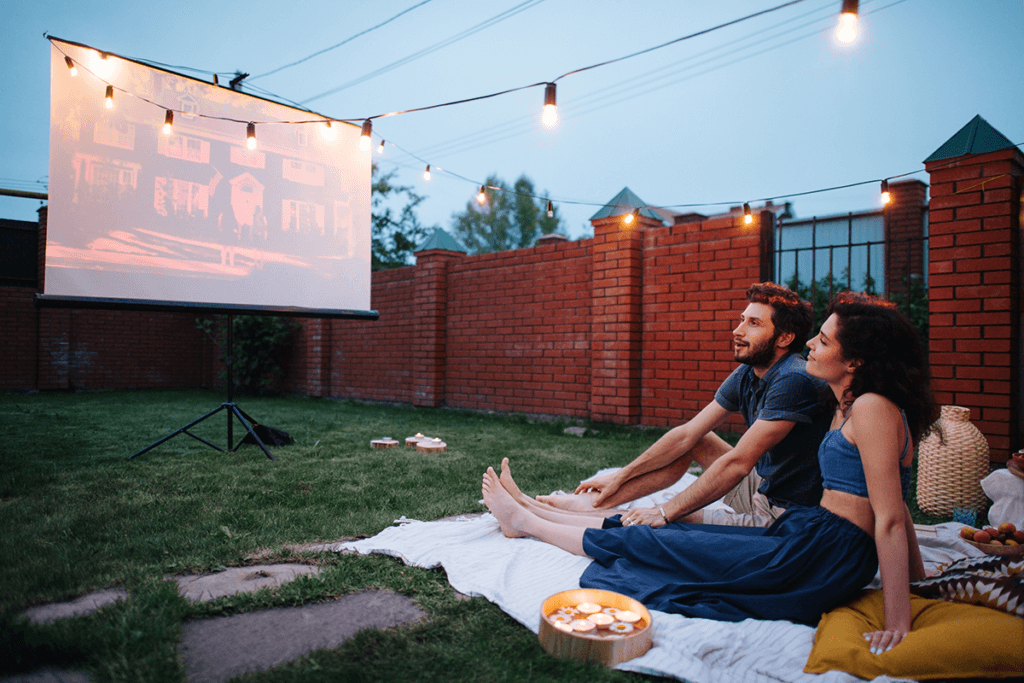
[576,602,602,615]
[569,619,596,633]
[554,622,573,633]
[616,610,641,624]
[587,612,614,629]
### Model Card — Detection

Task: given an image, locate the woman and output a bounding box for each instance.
[482,292,933,654]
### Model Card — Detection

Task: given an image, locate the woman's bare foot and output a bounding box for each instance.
[535,490,603,512]
[482,467,529,538]
[498,457,535,508]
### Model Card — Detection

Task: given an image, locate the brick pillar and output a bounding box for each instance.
[884,179,927,296]
[411,248,463,407]
[589,214,650,423]
[304,318,332,398]
[926,147,1023,462]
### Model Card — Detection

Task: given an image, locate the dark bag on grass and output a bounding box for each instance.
[241,424,294,446]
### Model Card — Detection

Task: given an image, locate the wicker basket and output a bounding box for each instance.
[916,405,990,517]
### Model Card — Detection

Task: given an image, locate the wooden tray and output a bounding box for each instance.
[538,589,653,667]
[963,538,1024,557]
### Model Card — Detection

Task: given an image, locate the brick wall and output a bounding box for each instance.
[926,147,1022,461]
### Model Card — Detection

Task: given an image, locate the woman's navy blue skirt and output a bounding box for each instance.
[580,505,878,625]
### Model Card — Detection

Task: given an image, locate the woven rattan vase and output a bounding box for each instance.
[916,405,990,517]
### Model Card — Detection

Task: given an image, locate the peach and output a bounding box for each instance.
[1013,530,1024,543]
[989,539,1003,546]
[959,527,976,540]
[973,531,991,544]
[998,522,1016,535]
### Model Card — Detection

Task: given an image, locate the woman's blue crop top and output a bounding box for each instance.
[819,409,912,499]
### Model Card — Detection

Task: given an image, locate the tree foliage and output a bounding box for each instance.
[450,174,563,255]
[372,164,434,270]
[196,315,301,395]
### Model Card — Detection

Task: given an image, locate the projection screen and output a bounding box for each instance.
[40,38,375,319]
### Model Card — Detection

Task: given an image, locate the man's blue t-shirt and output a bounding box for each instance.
[714,352,830,509]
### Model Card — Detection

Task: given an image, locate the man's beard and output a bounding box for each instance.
[733,332,780,368]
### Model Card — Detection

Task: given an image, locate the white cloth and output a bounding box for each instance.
[319,472,976,683]
[980,469,1024,529]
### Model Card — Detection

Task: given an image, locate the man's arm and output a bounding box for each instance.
[582,401,733,505]
[659,418,797,522]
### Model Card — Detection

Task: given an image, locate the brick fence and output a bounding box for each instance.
[2,129,1020,461]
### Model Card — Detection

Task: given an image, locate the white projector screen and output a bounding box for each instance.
[42,38,374,317]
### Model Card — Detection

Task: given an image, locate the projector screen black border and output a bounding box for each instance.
[34,294,379,320]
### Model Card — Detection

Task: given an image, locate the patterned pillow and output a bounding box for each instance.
[910,554,1023,616]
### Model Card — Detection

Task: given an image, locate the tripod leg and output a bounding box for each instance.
[130,404,229,459]
[230,404,277,461]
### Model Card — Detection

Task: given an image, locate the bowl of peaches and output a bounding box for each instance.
[959,522,1024,556]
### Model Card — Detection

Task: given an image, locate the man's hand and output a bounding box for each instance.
[573,473,617,496]
[619,507,667,528]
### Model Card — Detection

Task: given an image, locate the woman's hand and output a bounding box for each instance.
[862,629,908,655]
[619,507,666,528]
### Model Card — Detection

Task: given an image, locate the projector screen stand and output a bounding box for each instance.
[129,315,277,461]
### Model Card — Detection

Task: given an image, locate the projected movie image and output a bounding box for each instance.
[46,39,372,313]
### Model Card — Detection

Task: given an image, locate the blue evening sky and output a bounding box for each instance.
[2,0,1022,240]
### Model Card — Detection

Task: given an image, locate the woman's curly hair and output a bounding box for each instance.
[826,291,937,443]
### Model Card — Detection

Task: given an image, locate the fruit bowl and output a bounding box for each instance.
[962,539,1024,557]
[538,588,653,667]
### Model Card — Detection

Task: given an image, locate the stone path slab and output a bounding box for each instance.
[21,588,130,625]
[179,590,425,683]
[172,563,322,604]
[0,669,91,683]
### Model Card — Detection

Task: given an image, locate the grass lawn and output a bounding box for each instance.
[0,389,956,682]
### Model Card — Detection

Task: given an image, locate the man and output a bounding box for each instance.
[537,282,829,528]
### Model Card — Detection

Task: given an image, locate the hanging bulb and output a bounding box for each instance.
[162,110,174,135]
[623,209,636,225]
[743,203,753,225]
[64,56,77,77]
[477,185,487,204]
[91,51,114,78]
[246,122,257,150]
[359,119,372,151]
[546,200,554,218]
[213,74,220,86]
[836,0,858,43]
[542,83,557,128]
[880,179,891,206]
[377,139,385,154]
[104,85,114,109]
[423,164,431,181]
[320,120,337,141]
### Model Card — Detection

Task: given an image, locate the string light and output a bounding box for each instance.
[377,139,385,154]
[320,120,337,141]
[104,85,114,109]
[246,122,257,150]
[64,56,77,76]
[836,0,858,44]
[477,185,487,204]
[91,50,114,78]
[162,110,173,135]
[542,83,557,128]
[546,200,554,218]
[880,179,891,205]
[213,74,219,86]
[359,119,372,151]
[743,203,753,224]
[423,164,431,181]
[623,208,637,225]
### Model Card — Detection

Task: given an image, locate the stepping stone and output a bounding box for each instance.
[172,563,321,604]
[0,669,91,683]
[21,588,129,625]
[179,590,424,683]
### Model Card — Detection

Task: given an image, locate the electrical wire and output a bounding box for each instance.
[251,0,435,80]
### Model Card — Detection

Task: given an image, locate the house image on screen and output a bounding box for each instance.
[229,172,264,232]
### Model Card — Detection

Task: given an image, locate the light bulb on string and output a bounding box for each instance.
[623,208,637,225]
[359,119,372,151]
[91,51,114,78]
[542,83,557,128]
[104,85,114,109]
[246,122,257,150]
[213,74,219,86]
[162,110,174,135]
[423,165,431,181]
[880,179,891,206]
[377,139,385,154]
[836,0,858,44]
[64,56,77,77]
[477,186,487,204]
[743,203,753,225]
[546,200,554,218]
[320,121,337,141]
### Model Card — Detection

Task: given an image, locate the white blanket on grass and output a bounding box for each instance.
[321,471,984,683]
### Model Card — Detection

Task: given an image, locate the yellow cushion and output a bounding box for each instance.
[804,589,1024,680]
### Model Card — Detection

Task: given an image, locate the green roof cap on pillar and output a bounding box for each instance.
[924,115,1016,163]
[589,187,664,223]
[415,227,466,253]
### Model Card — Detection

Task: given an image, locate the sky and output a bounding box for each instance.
[2,0,1022,242]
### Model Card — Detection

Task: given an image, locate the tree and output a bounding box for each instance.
[451,174,564,254]
[371,164,434,270]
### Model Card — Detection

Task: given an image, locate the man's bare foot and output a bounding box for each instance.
[482,467,529,538]
[535,491,603,512]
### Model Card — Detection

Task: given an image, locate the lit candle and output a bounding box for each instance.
[569,619,596,633]
[616,610,641,624]
[554,622,573,633]
[576,602,602,615]
[587,612,614,629]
